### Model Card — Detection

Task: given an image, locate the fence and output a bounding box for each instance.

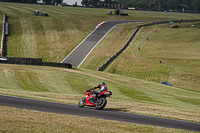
[0,57,72,68]
[97,26,140,71]
[97,20,200,71]
[1,14,8,57]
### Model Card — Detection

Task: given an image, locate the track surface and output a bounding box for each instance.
[61,20,149,67]
[1,20,200,131]
[0,95,200,132]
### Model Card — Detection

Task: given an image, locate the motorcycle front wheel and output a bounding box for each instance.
[95,97,107,110]
[78,97,85,108]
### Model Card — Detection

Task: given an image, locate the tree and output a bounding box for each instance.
[29,0,37,3]
[43,0,51,4]
[167,0,179,9]
[81,0,89,6]
[191,0,200,10]
[181,0,191,9]
[149,3,155,9]
[54,0,63,4]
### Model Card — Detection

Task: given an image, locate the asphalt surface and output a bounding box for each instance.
[0,94,200,132]
[61,20,149,68]
[2,20,200,131]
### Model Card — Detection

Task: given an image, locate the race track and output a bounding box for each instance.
[0,95,200,132]
[1,20,200,132]
[61,20,149,68]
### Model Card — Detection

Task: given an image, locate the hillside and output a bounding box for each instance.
[81,22,200,91]
[0,2,200,62]
[0,2,200,132]
[0,64,199,123]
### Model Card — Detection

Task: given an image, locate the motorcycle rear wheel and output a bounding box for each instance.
[78,97,85,108]
[95,97,107,110]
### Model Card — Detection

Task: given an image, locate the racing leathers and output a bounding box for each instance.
[92,83,107,93]
[87,82,107,102]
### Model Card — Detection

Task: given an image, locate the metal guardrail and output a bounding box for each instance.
[1,14,199,70]
[97,26,140,71]
[97,20,200,71]
[0,57,72,68]
[0,14,72,69]
[1,14,8,57]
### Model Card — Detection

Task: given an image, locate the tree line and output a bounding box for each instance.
[0,0,63,4]
[0,0,199,11]
[81,0,200,11]
[121,0,200,11]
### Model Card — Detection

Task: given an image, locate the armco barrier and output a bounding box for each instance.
[0,14,72,69]
[0,57,72,69]
[97,20,200,71]
[5,22,9,35]
[97,26,140,71]
[1,14,8,57]
[6,57,42,62]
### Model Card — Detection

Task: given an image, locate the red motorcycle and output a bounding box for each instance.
[78,89,112,110]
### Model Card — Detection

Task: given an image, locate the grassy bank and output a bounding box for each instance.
[0,2,200,132]
[81,23,200,91]
[0,2,200,62]
[1,106,197,133]
[0,64,199,123]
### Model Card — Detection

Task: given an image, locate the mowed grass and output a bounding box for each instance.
[2,106,197,133]
[82,22,200,92]
[0,64,199,124]
[81,23,139,69]
[0,2,110,62]
[140,24,200,67]
[0,2,200,132]
[1,2,200,62]
[139,24,200,91]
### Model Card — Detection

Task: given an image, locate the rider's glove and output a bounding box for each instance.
[93,86,97,89]
[86,88,93,92]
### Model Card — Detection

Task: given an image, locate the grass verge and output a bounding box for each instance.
[0,64,199,123]
[0,106,198,133]
[82,22,200,92]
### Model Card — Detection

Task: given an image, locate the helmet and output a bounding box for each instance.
[100,82,105,85]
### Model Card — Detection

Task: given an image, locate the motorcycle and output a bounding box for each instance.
[78,88,112,110]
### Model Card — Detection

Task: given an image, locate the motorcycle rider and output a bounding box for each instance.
[87,82,107,102]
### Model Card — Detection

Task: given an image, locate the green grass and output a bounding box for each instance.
[138,24,200,91]
[1,2,200,62]
[2,106,197,133]
[0,2,200,132]
[81,23,139,69]
[0,64,199,123]
[82,23,200,91]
